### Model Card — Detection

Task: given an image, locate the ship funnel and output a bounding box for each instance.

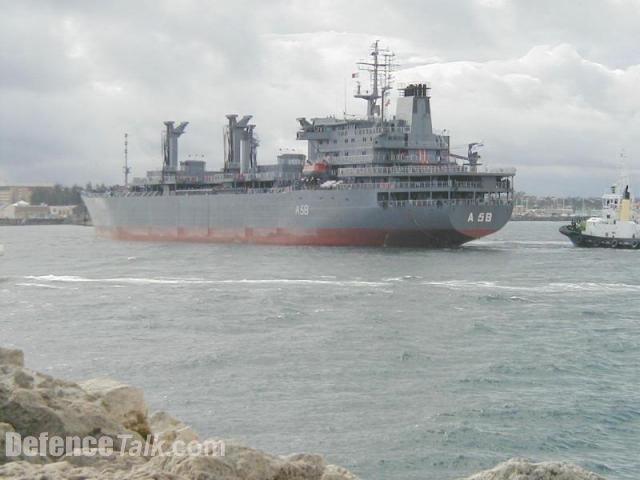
[620,185,632,222]
[395,83,433,138]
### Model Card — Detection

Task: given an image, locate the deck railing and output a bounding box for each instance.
[380,198,513,208]
[338,165,516,177]
[83,180,511,198]
[333,181,485,190]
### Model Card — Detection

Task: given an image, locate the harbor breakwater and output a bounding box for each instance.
[0,347,606,480]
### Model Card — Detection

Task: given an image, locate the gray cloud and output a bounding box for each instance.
[1,0,639,195]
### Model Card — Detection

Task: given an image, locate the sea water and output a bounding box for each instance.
[1,222,638,479]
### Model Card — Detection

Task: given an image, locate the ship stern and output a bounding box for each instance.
[448,202,513,244]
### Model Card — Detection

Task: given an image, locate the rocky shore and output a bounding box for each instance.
[0,347,606,480]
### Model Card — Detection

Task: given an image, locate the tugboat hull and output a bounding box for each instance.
[559,225,640,249]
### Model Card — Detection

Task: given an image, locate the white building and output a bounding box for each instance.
[49,205,77,218]
[0,201,49,220]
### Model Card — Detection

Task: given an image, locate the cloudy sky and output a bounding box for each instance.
[1,0,639,195]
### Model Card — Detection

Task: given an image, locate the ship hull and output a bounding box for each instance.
[93,226,495,248]
[559,225,640,249]
[83,190,512,248]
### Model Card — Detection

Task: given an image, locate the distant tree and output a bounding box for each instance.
[29,185,83,206]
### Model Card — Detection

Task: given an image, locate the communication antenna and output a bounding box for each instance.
[343,78,347,117]
[354,40,399,121]
[123,133,131,187]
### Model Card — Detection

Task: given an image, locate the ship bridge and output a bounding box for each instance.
[295,41,453,170]
[296,82,451,168]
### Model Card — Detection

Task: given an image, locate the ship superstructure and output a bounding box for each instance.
[82,42,516,247]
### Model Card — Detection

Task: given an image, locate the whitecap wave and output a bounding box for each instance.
[24,275,388,288]
[15,282,75,290]
[471,240,571,246]
[548,282,640,292]
[421,279,640,293]
[383,275,423,282]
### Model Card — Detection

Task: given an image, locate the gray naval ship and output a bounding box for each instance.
[83,42,516,247]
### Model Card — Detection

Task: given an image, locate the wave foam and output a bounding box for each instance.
[422,280,640,293]
[24,275,388,288]
[471,240,571,246]
[15,282,75,290]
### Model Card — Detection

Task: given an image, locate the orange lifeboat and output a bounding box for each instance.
[302,159,330,177]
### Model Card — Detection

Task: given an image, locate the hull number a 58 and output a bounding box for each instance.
[295,205,310,216]
[468,212,492,223]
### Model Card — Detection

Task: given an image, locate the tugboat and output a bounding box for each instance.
[560,179,640,248]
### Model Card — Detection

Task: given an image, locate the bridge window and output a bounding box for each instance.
[390,192,409,201]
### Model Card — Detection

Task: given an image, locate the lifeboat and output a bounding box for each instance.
[302,159,330,177]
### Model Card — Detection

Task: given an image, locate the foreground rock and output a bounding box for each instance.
[78,378,151,439]
[0,348,23,367]
[149,410,199,445]
[462,458,607,480]
[0,347,356,479]
[0,354,141,459]
[0,347,607,479]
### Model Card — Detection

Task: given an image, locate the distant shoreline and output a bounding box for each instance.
[0,218,90,226]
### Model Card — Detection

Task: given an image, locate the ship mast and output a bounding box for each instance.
[123,132,130,188]
[354,41,397,121]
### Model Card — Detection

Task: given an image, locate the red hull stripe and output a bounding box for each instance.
[459,228,496,239]
[95,226,497,247]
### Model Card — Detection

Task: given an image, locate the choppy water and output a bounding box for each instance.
[1,222,638,479]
